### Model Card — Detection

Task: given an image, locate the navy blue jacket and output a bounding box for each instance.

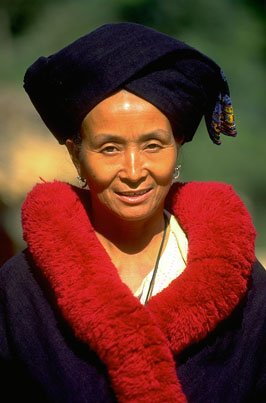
[0,251,266,402]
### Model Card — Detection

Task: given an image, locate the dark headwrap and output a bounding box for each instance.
[23,22,237,145]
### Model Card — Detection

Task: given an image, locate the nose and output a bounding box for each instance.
[119,147,147,183]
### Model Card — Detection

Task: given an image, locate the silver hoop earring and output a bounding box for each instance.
[173,165,181,181]
[77,175,87,188]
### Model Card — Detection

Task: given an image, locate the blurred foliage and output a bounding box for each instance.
[0,0,265,257]
[0,0,47,35]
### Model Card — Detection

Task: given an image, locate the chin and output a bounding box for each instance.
[115,205,163,222]
[117,214,150,222]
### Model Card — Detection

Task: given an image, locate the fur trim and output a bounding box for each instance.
[22,181,256,402]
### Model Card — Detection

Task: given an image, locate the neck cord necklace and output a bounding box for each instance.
[144,213,168,306]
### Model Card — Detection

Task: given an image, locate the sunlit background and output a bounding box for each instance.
[0,0,265,266]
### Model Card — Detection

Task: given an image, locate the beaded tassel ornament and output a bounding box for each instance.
[207,70,237,145]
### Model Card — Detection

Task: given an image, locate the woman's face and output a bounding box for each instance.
[67,90,182,222]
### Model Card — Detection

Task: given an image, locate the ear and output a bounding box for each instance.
[175,135,184,149]
[65,139,81,174]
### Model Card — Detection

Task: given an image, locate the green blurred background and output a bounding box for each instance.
[0,0,265,265]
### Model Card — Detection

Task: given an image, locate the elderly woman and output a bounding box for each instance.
[1,23,265,403]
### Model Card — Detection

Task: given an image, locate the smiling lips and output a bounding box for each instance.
[116,188,152,204]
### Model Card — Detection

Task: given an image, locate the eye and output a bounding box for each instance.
[101,145,119,154]
[145,142,162,151]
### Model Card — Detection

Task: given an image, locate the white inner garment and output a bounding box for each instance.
[134,210,188,305]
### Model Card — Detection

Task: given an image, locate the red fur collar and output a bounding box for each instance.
[22,181,256,402]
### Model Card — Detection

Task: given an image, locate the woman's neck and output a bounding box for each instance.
[91,203,166,255]
[90,201,168,293]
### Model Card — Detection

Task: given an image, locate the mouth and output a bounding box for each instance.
[115,188,152,204]
[116,189,151,196]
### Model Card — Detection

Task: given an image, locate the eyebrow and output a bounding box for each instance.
[94,130,171,143]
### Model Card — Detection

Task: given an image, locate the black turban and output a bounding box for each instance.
[23,22,237,145]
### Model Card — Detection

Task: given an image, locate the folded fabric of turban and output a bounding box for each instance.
[24,22,237,145]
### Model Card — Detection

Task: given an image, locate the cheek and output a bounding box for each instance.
[80,159,118,192]
[152,152,177,184]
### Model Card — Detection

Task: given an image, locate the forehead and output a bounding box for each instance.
[80,90,172,136]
